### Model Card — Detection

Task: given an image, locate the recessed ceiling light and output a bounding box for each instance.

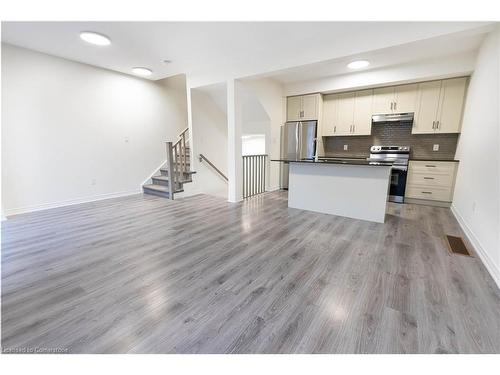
[79,31,111,46]
[132,67,153,77]
[347,60,370,70]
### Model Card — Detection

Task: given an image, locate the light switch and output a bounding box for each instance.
[433,144,439,151]
[343,144,348,151]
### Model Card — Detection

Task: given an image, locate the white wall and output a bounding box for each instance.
[182,86,228,199]
[242,135,266,156]
[1,44,188,215]
[284,51,477,96]
[238,78,284,191]
[452,28,500,288]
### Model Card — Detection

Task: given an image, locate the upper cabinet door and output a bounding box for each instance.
[286,96,302,121]
[301,94,319,121]
[412,81,442,134]
[321,94,338,136]
[372,86,395,115]
[394,84,418,114]
[336,92,355,135]
[436,77,467,133]
[352,89,373,135]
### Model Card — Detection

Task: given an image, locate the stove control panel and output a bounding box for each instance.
[370,145,410,153]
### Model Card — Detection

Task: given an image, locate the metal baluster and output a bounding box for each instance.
[251,156,255,197]
[262,156,265,193]
[254,156,257,196]
[260,155,266,193]
[182,134,186,176]
[243,157,246,198]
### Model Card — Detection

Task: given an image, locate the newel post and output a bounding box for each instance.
[165,141,175,200]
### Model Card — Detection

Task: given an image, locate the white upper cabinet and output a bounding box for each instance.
[321,91,373,136]
[352,89,374,135]
[301,94,319,121]
[336,92,355,135]
[317,77,467,137]
[413,81,442,134]
[321,95,338,136]
[413,77,467,134]
[436,77,468,133]
[286,96,302,122]
[286,94,320,121]
[394,84,418,113]
[372,87,395,115]
[373,84,418,114]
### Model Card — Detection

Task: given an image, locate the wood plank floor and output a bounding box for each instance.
[2,191,500,353]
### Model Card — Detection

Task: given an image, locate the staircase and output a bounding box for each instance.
[142,127,195,199]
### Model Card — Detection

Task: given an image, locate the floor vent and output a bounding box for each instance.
[446,235,472,257]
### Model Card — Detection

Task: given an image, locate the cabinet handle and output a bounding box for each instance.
[353,125,355,132]
[421,191,433,194]
[423,177,435,180]
[394,102,397,110]
[390,102,393,110]
[425,165,436,167]
[334,125,336,133]
[436,120,440,129]
[432,121,435,129]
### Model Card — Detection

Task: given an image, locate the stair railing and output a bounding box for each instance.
[165,127,189,200]
[243,154,267,198]
[199,154,228,182]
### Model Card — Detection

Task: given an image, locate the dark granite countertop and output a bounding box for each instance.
[319,155,368,160]
[271,158,393,167]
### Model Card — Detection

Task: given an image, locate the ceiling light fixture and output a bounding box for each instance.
[79,31,111,46]
[132,67,153,77]
[347,60,370,70]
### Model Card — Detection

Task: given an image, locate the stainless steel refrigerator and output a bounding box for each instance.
[280,120,317,189]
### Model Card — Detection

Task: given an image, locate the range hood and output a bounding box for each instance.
[372,113,414,123]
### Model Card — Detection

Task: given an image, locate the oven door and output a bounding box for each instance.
[389,167,407,203]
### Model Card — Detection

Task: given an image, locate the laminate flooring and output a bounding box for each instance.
[2,191,500,353]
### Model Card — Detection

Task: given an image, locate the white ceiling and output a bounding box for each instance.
[1,22,495,87]
[264,31,487,84]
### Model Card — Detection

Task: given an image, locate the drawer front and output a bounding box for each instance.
[407,172,454,188]
[409,161,457,175]
[405,185,453,202]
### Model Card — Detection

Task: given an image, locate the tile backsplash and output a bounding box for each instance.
[323,122,459,160]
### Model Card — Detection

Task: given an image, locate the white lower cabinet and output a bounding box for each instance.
[405,161,458,203]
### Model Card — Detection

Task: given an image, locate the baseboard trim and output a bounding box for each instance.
[266,186,281,192]
[4,189,142,217]
[451,204,500,289]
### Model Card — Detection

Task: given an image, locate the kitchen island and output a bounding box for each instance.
[272,158,393,223]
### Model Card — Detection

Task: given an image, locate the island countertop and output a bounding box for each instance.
[271,158,394,167]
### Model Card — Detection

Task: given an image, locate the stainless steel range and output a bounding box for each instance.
[368,145,410,203]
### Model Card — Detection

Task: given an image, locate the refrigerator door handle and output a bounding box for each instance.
[296,122,301,159]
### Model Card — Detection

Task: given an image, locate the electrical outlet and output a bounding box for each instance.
[433,144,439,151]
[343,144,348,151]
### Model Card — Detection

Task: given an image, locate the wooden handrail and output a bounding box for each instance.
[199,154,228,182]
[178,127,189,138]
